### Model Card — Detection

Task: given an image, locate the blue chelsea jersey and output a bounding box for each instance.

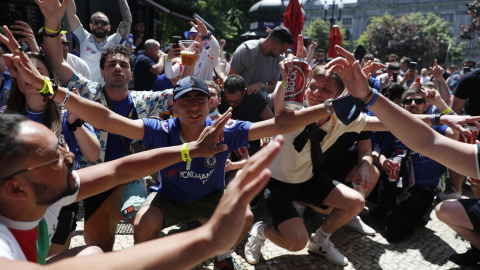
[141,117,252,201]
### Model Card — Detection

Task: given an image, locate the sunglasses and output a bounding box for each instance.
[62,41,70,46]
[403,98,425,105]
[91,19,109,26]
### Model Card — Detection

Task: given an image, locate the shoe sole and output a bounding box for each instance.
[307,248,348,266]
[244,245,261,265]
[345,227,376,236]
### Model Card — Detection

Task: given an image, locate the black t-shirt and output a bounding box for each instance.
[454,69,480,116]
[218,92,268,123]
[133,54,159,91]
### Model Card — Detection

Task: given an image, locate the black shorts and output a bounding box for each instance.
[264,170,340,227]
[141,189,224,229]
[458,199,480,233]
[51,202,79,245]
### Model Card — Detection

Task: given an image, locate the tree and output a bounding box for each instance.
[356,12,464,66]
[459,1,480,39]
[304,19,351,53]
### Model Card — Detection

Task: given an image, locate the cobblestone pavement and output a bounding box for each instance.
[71,190,479,270]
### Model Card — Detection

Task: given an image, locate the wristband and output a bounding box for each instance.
[364,89,379,109]
[67,118,84,131]
[39,77,58,97]
[434,113,444,126]
[201,31,212,40]
[442,108,453,115]
[57,89,70,107]
[43,24,63,38]
[324,98,335,115]
[361,89,373,105]
[166,56,172,62]
[181,143,192,170]
[430,114,436,126]
[281,81,287,88]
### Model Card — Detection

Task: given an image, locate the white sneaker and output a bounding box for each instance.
[344,216,376,236]
[244,222,266,265]
[438,187,462,201]
[307,234,348,266]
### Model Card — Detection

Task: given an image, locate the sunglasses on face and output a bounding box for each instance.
[62,41,70,46]
[403,98,425,105]
[91,19,109,26]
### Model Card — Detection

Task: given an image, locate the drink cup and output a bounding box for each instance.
[388,156,402,182]
[179,40,195,66]
[283,57,309,110]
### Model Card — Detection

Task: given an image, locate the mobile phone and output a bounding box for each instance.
[464,66,471,73]
[172,36,181,56]
[7,10,23,41]
[409,62,417,70]
[213,68,220,80]
[353,45,366,62]
[392,71,398,83]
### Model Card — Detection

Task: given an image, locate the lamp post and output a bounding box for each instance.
[323,0,343,28]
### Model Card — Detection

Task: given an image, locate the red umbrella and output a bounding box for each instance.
[283,0,304,53]
[327,25,343,58]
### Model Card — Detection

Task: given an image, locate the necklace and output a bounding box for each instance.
[26,105,46,115]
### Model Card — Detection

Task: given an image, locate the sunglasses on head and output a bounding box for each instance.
[403,98,425,105]
[91,19,109,26]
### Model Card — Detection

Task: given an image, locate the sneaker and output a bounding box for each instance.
[438,187,462,201]
[213,257,245,270]
[449,248,480,267]
[244,222,266,265]
[307,234,348,266]
[344,216,376,236]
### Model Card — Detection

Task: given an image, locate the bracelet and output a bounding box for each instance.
[57,89,70,107]
[39,76,58,97]
[364,89,379,108]
[67,118,84,131]
[442,108,453,115]
[201,31,212,40]
[181,143,191,170]
[324,98,335,115]
[434,113,444,126]
[43,24,63,38]
[281,81,287,88]
[166,56,172,62]
[430,114,436,126]
[361,89,373,105]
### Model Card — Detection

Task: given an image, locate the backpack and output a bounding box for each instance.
[395,149,415,205]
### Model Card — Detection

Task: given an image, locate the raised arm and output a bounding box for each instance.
[325,45,480,178]
[36,0,75,85]
[117,0,132,40]
[65,0,81,32]
[430,59,451,104]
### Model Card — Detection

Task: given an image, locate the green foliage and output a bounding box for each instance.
[159,0,256,52]
[356,12,464,66]
[304,19,351,52]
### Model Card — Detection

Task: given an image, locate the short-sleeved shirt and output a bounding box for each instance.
[453,69,480,116]
[230,39,283,87]
[66,53,92,81]
[71,25,123,84]
[0,172,80,263]
[218,92,268,123]
[133,54,159,91]
[141,117,251,201]
[153,74,174,92]
[66,71,172,166]
[380,125,448,187]
[0,70,13,112]
[269,113,370,184]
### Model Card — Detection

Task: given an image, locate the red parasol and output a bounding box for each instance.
[327,25,343,58]
[283,0,304,52]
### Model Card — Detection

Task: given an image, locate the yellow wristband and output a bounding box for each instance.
[166,56,172,62]
[44,25,61,34]
[39,76,55,97]
[181,143,191,162]
[442,108,452,115]
[281,81,287,88]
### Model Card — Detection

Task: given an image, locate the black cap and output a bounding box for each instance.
[173,76,210,100]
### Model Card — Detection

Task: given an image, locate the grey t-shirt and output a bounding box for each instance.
[230,39,283,86]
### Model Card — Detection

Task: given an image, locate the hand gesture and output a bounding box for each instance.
[363,60,386,79]
[430,59,444,78]
[295,34,306,59]
[0,26,44,89]
[190,18,208,37]
[324,45,370,99]
[440,115,480,136]
[421,87,441,105]
[10,21,40,53]
[219,39,226,47]
[190,108,232,157]
[308,38,318,52]
[34,0,69,23]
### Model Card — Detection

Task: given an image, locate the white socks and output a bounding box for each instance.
[313,226,331,243]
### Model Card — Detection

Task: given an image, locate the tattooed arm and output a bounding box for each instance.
[117,0,132,40]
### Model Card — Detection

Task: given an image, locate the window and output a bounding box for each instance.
[439,13,455,23]
[342,18,352,25]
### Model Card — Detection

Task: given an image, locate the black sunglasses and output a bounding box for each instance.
[62,41,70,46]
[403,98,425,105]
[91,19,109,26]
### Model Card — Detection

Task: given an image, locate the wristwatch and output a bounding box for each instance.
[324,98,335,115]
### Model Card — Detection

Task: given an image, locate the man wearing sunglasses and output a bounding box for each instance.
[59,32,92,81]
[377,87,459,241]
[66,0,132,84]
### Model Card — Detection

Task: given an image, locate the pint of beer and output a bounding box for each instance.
[179,40,195,66]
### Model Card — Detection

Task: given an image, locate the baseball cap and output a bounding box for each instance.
[173,76,210,100]
[184,26,198,39]
[121,34,136,49]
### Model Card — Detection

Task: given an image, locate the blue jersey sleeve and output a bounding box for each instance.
[141,118,171,149]
[222,119,252,151]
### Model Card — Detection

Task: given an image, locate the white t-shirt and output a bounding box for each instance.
[72,25,123,85]
[67,53,92,80]
[269,113,369,184]
[0,171,80,262]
